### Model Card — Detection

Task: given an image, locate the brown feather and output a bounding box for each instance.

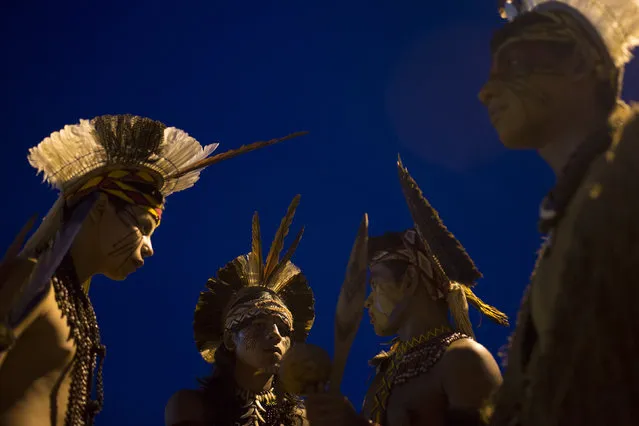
[266,226,305,292]
[251,212,264,279]
[330,213,369,392]
[167,131,309,179]
[397,155,482,284]
[264,195,301,278]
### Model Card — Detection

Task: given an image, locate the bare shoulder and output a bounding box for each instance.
[440,338,502,409]
[165,389,207,426]
[443,338,500,373]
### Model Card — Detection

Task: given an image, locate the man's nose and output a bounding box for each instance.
[267,323,282,342]
[364,293,372,309]
[141,236,154,258]
[478,82,495,105]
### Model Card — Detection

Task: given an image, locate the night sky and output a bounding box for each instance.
[2,1,638,425]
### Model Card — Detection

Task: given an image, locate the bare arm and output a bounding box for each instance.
[441,339,503,425]
[165,389,207,426]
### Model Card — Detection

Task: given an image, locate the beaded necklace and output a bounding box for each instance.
[52,255,105,426]
[369,326,468,424]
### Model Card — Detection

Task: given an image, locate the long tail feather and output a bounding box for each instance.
[167,131,309,179]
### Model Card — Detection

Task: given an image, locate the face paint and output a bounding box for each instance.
[232,314,292,372]
[96,201,157,281]
[479,37,589,149]
[366,263,415,337]
[493,39,578,77]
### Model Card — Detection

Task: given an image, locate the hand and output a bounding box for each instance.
[0,214,37,351]
[0,214,37,306]
[305,393,366,426]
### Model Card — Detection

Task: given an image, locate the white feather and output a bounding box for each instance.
[518,0,639,67]
[28,119,97,191]
[156,127,219,196]
[26,117,219,198]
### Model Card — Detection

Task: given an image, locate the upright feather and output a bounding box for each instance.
[397,155,482,285]
[251,212,264,280]
[265,226,305,292]
[264,195,301,278]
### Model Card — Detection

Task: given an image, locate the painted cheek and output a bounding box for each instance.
[280,337,291,353]
[373,291,395,317]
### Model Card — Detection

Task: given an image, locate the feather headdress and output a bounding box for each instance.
[29,115,215,198]
[28,114,305,199]
[498,0,639,67]
[21,114,305,256]
[193,195,315,363]
[368,156,508,330]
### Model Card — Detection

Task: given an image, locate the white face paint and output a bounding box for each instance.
[365,263,413,337]
[479,37,593,150]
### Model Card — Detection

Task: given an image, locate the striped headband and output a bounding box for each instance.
[224,296,294,334]
[369,229,450,300]
[67,169,164,223]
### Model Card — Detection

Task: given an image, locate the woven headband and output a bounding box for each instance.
[67,169,164,223]
[224,297,294,334]
[370,229,450,300]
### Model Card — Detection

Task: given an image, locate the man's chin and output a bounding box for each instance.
[373,324,394,337]
[497,128,536,150]
[495,118,548,150]
[103,269,133,281]
[256,364,279,375]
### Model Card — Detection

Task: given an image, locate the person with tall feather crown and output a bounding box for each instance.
[479,0,639,424]
[165,195,314,426]
[304,158,508,426]
[0,114,304,426]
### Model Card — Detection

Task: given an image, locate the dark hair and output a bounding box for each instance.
[368,230,414,284]
[368,230,407,259]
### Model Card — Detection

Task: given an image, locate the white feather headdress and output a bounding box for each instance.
[28,115,218,198]
[501,0,639,67]
[21,114,307,257]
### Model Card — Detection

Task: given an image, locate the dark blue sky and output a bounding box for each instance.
[2,1,638,425]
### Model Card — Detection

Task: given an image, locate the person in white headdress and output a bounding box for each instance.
[0,114,303,426]
[479,1,639,424]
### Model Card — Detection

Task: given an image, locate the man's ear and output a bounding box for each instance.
[88,192,109,224]
[401,266,420,296]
